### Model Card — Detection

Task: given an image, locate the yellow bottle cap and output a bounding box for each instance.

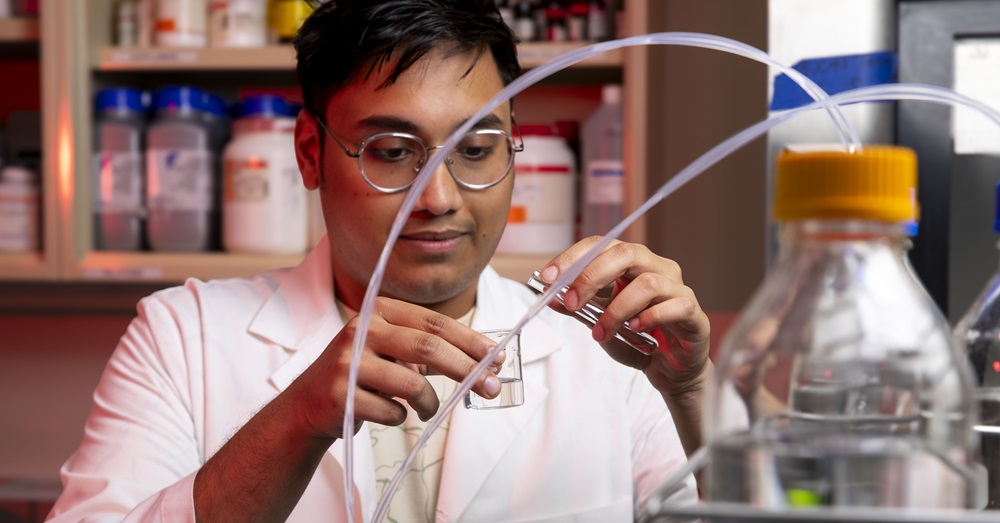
[773,145,918,222]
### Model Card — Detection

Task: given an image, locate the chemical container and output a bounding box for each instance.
[93,87,145,251]
[146,86,215,252]
[222,94,307,254]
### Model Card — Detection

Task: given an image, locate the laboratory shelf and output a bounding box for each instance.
[0,18,39,43]
[0,252,53,280]
[94,42,623,72]
[65,251,305,283]
[55,251,552,284]
[644,503,999,523]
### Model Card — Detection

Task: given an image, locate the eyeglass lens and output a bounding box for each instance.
[360,131,514,190]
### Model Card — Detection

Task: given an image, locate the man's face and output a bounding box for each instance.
[308,50,513,314]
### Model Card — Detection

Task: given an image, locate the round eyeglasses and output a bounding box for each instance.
[315,115,524,194]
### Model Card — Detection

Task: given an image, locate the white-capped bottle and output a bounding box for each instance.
[496,124,575,254]
[222,95,307,254]
[581,84,623,238]
[154,0,207,47]
[146,86,215,252]
[93,87,145,251]
[209,0,267,47]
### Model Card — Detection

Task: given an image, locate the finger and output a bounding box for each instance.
[625,290,710,347]
[350,387,408,426]
[591,271,667,343]
[360,302,503,400]
[545,240,679,313]
[375,298,502,365]
[356,352,441,421]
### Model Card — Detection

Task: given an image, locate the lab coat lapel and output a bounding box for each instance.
[435,267,565,521]
[246,238,339,391]
[244,238,378,520]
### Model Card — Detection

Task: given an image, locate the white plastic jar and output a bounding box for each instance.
[209,0,267,47]
[222,94,308,254]
[0,165,39,253]
[496,124,576,254]
[155,0,207,47]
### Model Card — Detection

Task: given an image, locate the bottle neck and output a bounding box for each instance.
[779,219,908,246]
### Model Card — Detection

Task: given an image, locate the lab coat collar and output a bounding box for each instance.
[249,237,338,353]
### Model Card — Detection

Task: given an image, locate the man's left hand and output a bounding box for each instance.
[538,237,711,401]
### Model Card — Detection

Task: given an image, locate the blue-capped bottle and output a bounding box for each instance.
[145,86,215,252]
[93,87,146,251]
[954,181,1000,509]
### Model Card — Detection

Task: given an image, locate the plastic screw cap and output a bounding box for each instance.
[773,145,918,222]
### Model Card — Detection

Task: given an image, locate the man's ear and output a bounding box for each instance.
[295,110,322,190]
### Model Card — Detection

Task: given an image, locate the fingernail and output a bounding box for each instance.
[593,324,605,342]
[540,265,558,282]
[628,317,641,331]
[484,375,501,396]
[493,349,506,366]
[565,289,579,310]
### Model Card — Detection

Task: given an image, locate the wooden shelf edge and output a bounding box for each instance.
[0,252,52,280]
[95,42,622,72]
[97,45,297,71]
[42,251,551,285]
[0,17,39,43]
[518,42,622,69]
[65,251,305,282]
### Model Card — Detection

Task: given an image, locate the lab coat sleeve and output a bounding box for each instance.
[47,290,204,522]
[627,371,699,513]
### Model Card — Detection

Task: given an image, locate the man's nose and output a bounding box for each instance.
[413,156,463,215]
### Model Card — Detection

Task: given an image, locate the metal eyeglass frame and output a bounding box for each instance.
[312,112,525,194]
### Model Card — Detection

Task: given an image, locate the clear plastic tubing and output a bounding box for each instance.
[336,31,862,523]
[379,80,1000,523]
[361,65,1000,523]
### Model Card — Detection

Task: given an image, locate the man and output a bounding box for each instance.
[48,1,710,521]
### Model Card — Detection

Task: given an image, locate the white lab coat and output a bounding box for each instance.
[48,239,696,522]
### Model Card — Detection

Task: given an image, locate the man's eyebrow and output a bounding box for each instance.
[464,113,505,131]
[356,115,421,134]
[355,113,506,135]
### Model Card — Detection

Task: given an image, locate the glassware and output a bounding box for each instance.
[464,329,523,410]
[526,269,658,355]
[955,181,1000,510]
[702,145,980,510]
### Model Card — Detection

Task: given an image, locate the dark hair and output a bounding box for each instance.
[295,0,521,116]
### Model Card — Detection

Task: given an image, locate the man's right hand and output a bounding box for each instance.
[285,297,504,440]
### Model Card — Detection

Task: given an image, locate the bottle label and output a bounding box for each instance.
[0,192,38,250]
[510,164,574,223]
[94,151,143,213]
[147,149,214,212]
[586,160,624,204]
[225,157,270,203]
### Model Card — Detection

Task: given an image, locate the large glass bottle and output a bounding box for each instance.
[703,146,980,511]
[954,181,1000,509]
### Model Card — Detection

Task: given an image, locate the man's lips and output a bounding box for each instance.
[400,230,465,241]
[397,230,468,252]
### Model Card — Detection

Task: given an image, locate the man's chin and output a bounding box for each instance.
[381,269,480,307]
